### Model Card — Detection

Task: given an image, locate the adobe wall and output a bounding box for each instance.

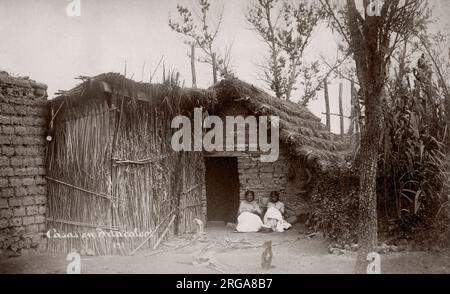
[236,147,312,218]
[0,71,48,257]
[207,102,314,219]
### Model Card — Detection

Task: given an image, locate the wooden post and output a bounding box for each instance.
[339,83,344,138]
[323,78,331,132]
[130,209,176,255]
[190,44,197,88]
[152,215,177,250]
[212,52,218,84]
[109,92,121,254]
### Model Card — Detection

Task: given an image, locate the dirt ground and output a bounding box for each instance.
[1,223,449,274]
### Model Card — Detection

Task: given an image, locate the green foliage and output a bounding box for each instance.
[379,55,449,245]
[311,56,449,247]
[311,170,359,244]
[168,0,233,78]
[246,0,325,102]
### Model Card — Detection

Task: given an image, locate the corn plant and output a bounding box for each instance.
[380,55,448,244]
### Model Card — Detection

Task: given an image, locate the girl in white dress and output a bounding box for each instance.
[263,191,292,232]
[236,191,263,232]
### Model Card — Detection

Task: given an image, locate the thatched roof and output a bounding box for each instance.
[211,79,351,170]
[52,73,352,170]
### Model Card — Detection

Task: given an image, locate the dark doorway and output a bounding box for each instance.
[205,157,240,222]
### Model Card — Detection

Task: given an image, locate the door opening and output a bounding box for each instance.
[205,157,240,222]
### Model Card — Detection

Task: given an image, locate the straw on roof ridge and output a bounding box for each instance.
[210,78,351,170]
[53,73,352,170]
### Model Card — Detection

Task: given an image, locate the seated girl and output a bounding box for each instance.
[263,191,292,232]
[236,190,263,233]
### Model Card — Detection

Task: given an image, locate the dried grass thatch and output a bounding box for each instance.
[209,79,351,170]
[51,73,351,170]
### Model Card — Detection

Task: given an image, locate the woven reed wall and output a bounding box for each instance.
[46,94,205,255]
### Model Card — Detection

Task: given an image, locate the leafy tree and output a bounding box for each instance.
[169,0,233,83]
[246,0,325,103]
[320,0,430,273]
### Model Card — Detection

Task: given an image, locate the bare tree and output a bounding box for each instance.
[246,0,325,103]
[169,0,233,84]
[320,0,430,274]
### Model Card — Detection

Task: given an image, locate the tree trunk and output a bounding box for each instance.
[354,86,383,274]
[286,60,299,101]
[343,2,386,273]
[446,95,450,150]
[271,48,282,99]
[264,3,282,99]
[354,141,379,274]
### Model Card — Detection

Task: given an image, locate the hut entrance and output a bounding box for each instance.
[205,157,240,222]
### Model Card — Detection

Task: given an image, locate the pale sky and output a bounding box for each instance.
[1,0,449,134]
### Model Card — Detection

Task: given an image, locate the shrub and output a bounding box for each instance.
[379,56,449,246]
[310,169,359,245]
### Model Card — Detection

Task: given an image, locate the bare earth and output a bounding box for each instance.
[1,223,449,274]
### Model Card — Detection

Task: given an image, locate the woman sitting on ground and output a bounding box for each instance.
[263,191,291,232]
[236,190,263,233]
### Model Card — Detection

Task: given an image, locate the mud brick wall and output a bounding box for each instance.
[0,71,48,257]
[237,146,312,218]
[212,104,313,219]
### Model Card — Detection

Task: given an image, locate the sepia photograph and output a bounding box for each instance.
[0,0,450,284]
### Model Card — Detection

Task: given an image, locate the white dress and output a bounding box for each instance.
[236,201,263,233]
[263,201,291,232]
